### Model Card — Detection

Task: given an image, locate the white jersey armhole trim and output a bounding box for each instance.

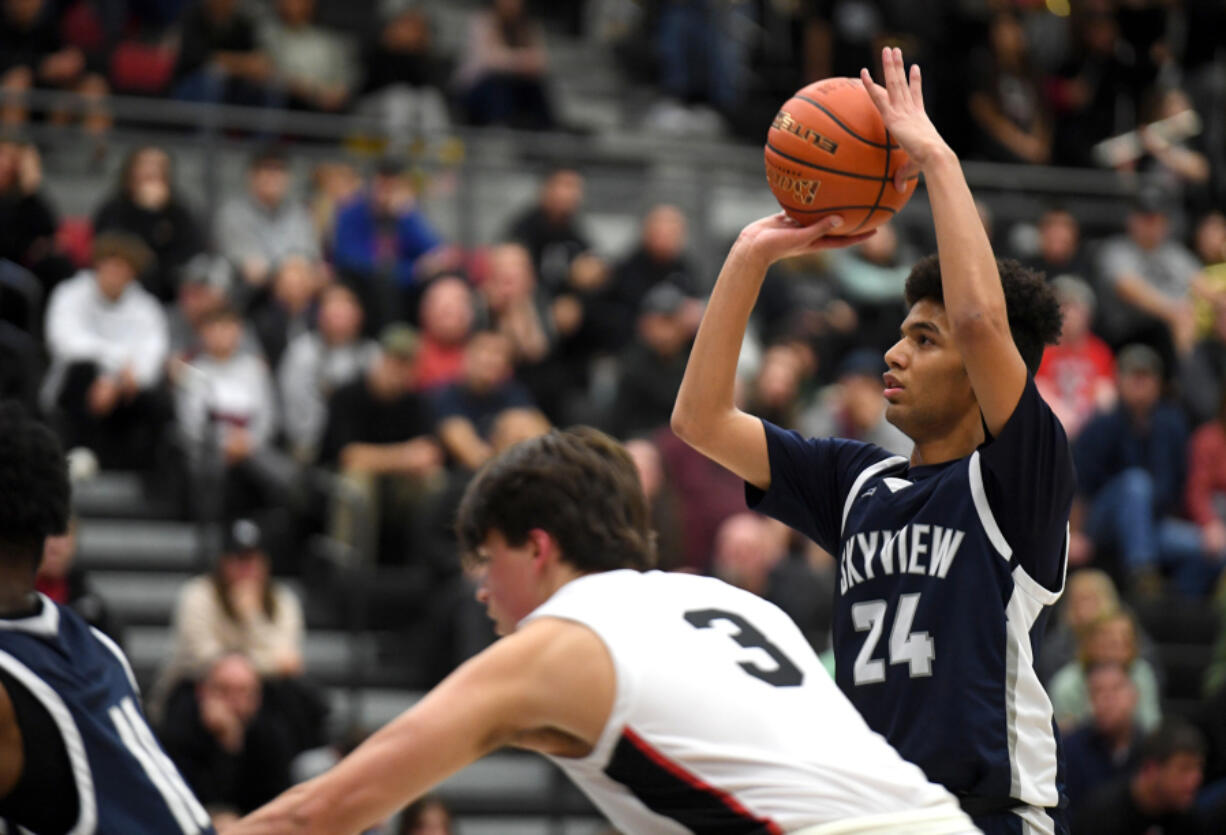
[0,649,98,835]
[968,451,1012,560]
[516,614,632,770]
[1010,524,1069,607]
[841,456,909,536]
[89,627,140,697]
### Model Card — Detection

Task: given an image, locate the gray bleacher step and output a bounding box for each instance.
[327,687,421,731]
[125,626,372,680]
[72,471,154,518]
[76,519,203,571]
[91,572,309,626]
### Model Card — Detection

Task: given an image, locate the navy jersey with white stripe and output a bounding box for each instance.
[0,595,214,835]
[749,377,1074,825]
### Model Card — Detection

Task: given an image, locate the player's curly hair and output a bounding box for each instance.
[904,254,1063,375]
[456,427,657,572]
[0,402,70,567]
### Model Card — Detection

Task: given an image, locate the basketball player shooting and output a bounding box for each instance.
[673,48,1073,834]
[232,427,976,834]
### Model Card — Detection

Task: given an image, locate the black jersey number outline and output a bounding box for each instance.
[684,608,804,687]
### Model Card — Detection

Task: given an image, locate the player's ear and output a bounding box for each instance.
[525,528,557,569]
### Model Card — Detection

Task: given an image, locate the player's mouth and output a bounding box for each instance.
[883,373,904,399]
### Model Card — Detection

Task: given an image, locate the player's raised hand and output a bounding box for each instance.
[738,213,875,266]
[860,47,948,189]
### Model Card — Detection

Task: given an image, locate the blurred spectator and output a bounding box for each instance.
[173,0,280,108]
[505,167,592,294]
[1019,206,1094,285]
[278,283,377,464]
[453,0,556,129]
[34,517,120,641]
[1190,210,1226,341]
[308,159,361,247]
[1074,344,1218,596]
[608,283,693,439]
[413,275,474,391]
[653,425,746,573]
[0,0,110,139]
[176,305,285,519]
[399,795,455,835]
[43,232,169,470]
[160,652,293,815]
[799,348,912,457]
[742,342,806,429]
[475,242,552,366]
[332,158,447,332]
[1072,720,1207,835]
[825,222,913,354]
[1035,276,1117,439]
[0,317,41,409]
[598,204,703,351]
[1184,393,1226,586]
[319,324,444,565]
[1049,610,1162,733]
[156,518,305,716]
[1095,188,1200,372]
[646,0,755,135]
[0,139,73,296]
[216,146,320,296]
[248,254,322,370]
[711,512,833,654]
[1049,10,1137,168]
[1038,567,1159,687]
[168,254,237,364]
[624,435,685,571]
[93,146,206,303]
[260,0,354,113]
[358,8,451,136]
[967,11,1051,164]
[1063,661,1146,818]
[1128,87,1211,212]
[432,329,534,471]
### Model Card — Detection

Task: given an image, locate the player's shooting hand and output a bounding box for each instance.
[737,213,874,267]
[860,47,949,190]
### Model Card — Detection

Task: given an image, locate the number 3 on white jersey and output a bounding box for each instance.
[110,696,212,834]
[851,593,935,685]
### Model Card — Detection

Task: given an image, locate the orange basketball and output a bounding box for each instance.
[765,77,917,235]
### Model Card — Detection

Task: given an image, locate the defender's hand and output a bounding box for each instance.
[860,47,950,188]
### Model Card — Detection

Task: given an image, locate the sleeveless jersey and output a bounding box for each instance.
[521,570,970,835]
[750,378,1074,831]
[0,595,214,835]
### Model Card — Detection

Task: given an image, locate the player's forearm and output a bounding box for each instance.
[922,149,1009,336]
[672,244,764,442]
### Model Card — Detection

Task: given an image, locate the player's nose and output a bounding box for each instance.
[883,340,906,369]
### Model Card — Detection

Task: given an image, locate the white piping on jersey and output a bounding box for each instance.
[789,803,976,834]
[1012,802,1057,835]
[842,456,909,536]
[0,594,60,639]
[1003,572,1060,810]
[89,627,140,696]
[0,649,97,835]
[968,451,1012,560]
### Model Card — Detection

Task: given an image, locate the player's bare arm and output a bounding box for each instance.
[862,47,1027,436]
[231,617,615,835]
[0,680,22,800]
[672,215,870,489]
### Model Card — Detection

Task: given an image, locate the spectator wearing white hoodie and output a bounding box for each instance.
[44,232,169,470]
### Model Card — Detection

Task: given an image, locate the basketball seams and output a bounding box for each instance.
[793,95,899,150]
[764,141,893,183]
[851,127,893,234]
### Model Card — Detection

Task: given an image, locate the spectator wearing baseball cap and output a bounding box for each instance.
[319,324,445,564]
[43,231,170,471]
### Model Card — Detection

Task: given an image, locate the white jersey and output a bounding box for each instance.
[521,570,973,835]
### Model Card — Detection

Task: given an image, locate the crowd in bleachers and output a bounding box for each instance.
[2,0,1226,832]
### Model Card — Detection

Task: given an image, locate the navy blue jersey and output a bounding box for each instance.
[749,378,1074,821]
[0,595,214,835]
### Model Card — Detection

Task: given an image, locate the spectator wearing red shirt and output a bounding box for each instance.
[413,275,474,391]
[1036,275,1117,439]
